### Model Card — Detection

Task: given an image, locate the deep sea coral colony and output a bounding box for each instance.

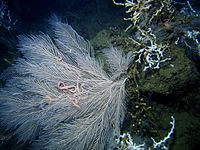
[0,16,131,149]
[0,1,178,150]
[113,0,174,71]
[111,0,177,149]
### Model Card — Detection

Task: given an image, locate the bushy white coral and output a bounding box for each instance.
[0,16,132,150]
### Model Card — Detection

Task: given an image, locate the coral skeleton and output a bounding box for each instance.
[113,0,173,71]
[0,16,132,149]
[113,0,174,31]
[132,28,171,71]
[0,0,17,30]
[112,0,153,31]
[151,116,175,150]
[112,116,175,150]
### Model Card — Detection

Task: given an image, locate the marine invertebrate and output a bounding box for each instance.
[112,0,173,71]
[0,16,132,149]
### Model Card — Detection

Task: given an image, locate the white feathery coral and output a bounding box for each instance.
[0,16,132,150]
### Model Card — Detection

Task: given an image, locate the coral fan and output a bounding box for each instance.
[0,16,132,149]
